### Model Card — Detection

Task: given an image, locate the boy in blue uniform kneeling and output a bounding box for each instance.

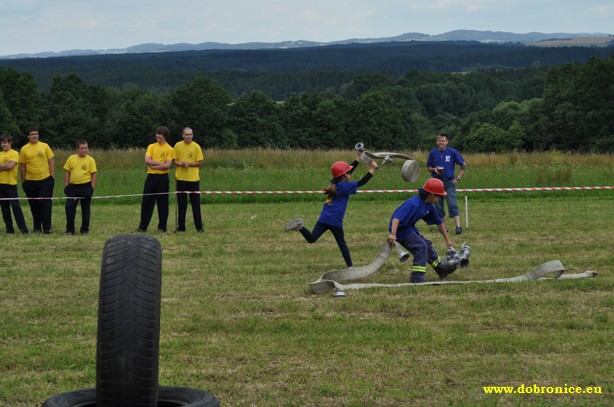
[387,178,455,283]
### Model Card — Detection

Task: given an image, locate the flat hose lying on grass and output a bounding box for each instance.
[309,240,598,295]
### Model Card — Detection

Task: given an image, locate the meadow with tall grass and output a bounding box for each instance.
[1,149,612,406]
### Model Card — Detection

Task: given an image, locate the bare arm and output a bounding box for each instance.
[368,160,378,174]
[48,158,55,178]
[0,160,16,171]
[454,162,466,184]
[91,172,97,189]
[146,154,172,170]
[174,159,202,168]
[148,159,173,170]
[427,166,439,174]
[388,218,400,245]
[437,223,454,248]
[64,170,70,187]
[145,155,157,166]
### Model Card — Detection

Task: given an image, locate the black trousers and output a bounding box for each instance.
[176,180,203,231]
[0,183,28,233]
[65,182,94,233]
[22,176,55,232]
[299,221,353,267]
[138,174,169,231]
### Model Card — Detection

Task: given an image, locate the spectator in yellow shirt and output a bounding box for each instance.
[19,126,55,234]
[135,126,174,233]
[0,135,29,234]
[173,127,204,232]
[63,139,97,235]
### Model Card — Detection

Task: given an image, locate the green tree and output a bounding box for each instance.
[0,67,44,138]
[279,94,312,148]
[542,57,614,151]
[311,98,348,149]
[464,123,511,153]
[166,77,232,147]
[228,92,284,148]
[0,90,19,136]
[345,91,415,150]
[106,87,166,148]
[44,74,108,148]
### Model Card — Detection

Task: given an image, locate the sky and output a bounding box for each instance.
[1,0,612,56]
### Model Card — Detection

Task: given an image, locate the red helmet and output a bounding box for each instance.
[423,178,447,196]
[331,161,353,178]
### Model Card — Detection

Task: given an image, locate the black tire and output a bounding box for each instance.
[41,386,220,407]
[96,234,163,407]
[41,388,96,407]
[158,386,220,407]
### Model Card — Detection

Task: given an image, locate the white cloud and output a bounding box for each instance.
[0,0,612,56]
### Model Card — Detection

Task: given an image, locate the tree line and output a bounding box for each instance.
[4,41,613,95]
[1,55,612,152]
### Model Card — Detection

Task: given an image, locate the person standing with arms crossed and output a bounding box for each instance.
[63,139,97,235]
[173,127,204,232]
[426,133,467,235]
[0,135,29,234]
[135,126,174,233]
[19,126,55,234]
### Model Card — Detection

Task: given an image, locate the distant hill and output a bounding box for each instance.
[2,39,613,99]
[1,29,612,59]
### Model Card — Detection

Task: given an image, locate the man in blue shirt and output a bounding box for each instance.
[388,178,454,283]
[427,133,467,234]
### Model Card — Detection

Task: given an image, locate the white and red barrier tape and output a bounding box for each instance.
[1,186,612,201]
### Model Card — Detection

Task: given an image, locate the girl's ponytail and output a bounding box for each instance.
[323,182,337,204]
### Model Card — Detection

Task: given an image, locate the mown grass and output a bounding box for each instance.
[46,148,614,205]
[0,150,612,406]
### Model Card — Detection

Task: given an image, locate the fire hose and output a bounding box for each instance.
[309,239,598,296]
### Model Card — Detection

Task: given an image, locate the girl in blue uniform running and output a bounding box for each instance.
[285,153,377,267]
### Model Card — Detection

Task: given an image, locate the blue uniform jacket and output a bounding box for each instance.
[389,195,442,241]
[318,181,358,227]
[427,147,464,179]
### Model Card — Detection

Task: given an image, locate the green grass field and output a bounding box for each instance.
[0,150,612,406]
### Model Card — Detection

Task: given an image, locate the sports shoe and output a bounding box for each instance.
[284,218,304,232]
[134,227,146,233]
[410,272,426,283]
[434,264,452,279]
[65,231,75,235]
[455,226,463,235]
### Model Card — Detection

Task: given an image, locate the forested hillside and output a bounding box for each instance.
[0,41,613,152]
[2,41,612,96]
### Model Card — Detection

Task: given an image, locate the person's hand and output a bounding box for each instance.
[388,233,397,245]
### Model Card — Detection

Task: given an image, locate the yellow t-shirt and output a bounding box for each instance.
[173,141,204,182]
[145,142,174,175]
[0,149,20,185]
[63,154,97,184]
[19,141,54,181]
